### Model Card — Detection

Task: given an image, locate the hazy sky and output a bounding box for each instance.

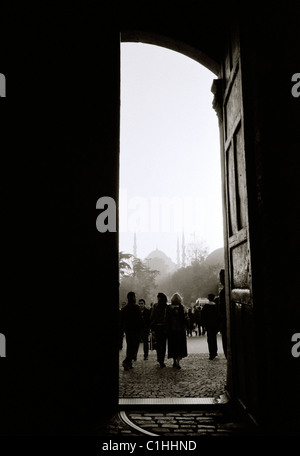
[119,43,223,263]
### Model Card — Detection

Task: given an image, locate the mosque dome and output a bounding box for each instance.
[146,249,172,261]
[145,249,177,275]
[203,247,225,267]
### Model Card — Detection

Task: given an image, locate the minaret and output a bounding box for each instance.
[182,232,186,268]
[133,232,137,257]
[177,237,180,268]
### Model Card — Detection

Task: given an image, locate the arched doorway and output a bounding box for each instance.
[118,39,227,405]
[117,27,257,417]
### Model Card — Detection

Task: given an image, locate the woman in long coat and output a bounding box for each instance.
[166,292,188,369]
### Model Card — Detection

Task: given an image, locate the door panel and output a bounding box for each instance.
[213,29,257,411]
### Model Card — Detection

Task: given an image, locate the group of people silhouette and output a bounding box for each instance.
[119,270,227,371]
[119,291,187,370]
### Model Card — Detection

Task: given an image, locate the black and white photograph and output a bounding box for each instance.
[1,0,299,451]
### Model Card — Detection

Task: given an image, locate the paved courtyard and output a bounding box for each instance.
[119,334,227,399]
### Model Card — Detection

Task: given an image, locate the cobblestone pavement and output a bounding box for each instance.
[95,335,258,438]
[119,334,227,399]
[99,405,257,437]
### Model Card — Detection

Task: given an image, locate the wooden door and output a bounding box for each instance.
[212,28,258,412]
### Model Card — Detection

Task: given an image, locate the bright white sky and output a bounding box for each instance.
[119,42,223,263]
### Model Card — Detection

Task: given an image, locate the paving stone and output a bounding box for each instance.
[197,424,216,429]
[132,416,152,420]
[180,425,197,429]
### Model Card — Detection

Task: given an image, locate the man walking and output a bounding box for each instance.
[201,293,219,360]
[120,291,143,370]
[150,292,168,368]
[138,299,151,360]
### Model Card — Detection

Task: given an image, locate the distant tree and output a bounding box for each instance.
[194,263,220,297]
[119,251,133,279]
[158,257,221,306]
[119,256,159,304]
[147,257,169,278]
[185,239,209,266]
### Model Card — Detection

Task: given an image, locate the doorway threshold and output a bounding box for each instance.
[119,393,229,406]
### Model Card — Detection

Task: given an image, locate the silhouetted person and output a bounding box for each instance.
[138,298,151,360]
[201,293,219,360]
[118,301,126,350]
[218,269,227,358]
[186,308,195,336]
[150,292,168,368]
[194,304,205,336]
[166,293,188,369]
[120,291,143,370]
